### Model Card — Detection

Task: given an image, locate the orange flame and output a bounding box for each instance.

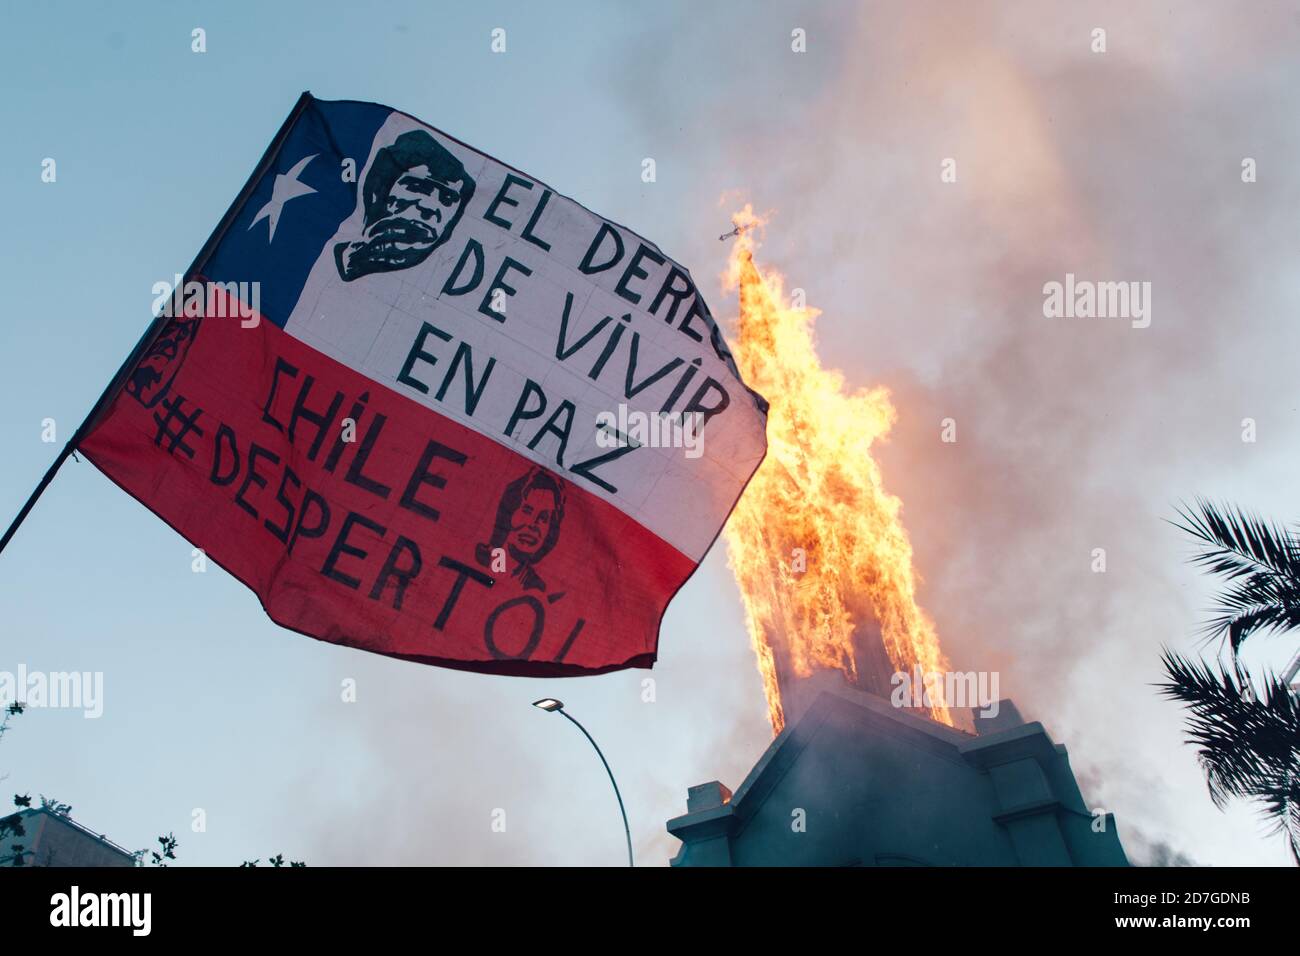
[722,205,952,734]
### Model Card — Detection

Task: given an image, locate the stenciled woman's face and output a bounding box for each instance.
[506,488,557,560]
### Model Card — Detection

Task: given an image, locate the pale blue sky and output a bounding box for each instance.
[0,0,802,867]
[2,0,1298,866]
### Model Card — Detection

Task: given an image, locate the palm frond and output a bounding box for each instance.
[1172,498,1300,580]
[1157,650,1300,857]
[1251,767,1300,858]
[1171,500,1300,655]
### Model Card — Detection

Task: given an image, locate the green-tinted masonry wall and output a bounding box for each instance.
[668,682,1129,867]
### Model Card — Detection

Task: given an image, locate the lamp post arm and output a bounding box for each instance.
[559,709,633,867]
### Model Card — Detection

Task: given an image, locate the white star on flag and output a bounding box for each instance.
[248,154,318,242]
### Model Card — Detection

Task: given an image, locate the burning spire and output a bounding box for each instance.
[721,206,953,734]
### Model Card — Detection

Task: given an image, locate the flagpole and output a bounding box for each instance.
[0,310,169,557]
[0,91,314,560]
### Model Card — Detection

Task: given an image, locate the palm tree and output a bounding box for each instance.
[1164,499,1300,863]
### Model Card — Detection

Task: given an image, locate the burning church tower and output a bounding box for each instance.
[695,214,1128,866]
[721,209,954,734]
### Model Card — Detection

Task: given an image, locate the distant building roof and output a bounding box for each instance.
[668,675,1130,866]
[0,807,135,867]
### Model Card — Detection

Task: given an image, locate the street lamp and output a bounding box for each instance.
[532,698,633,867]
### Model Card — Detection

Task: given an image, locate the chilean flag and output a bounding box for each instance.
[78,93,768,675]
